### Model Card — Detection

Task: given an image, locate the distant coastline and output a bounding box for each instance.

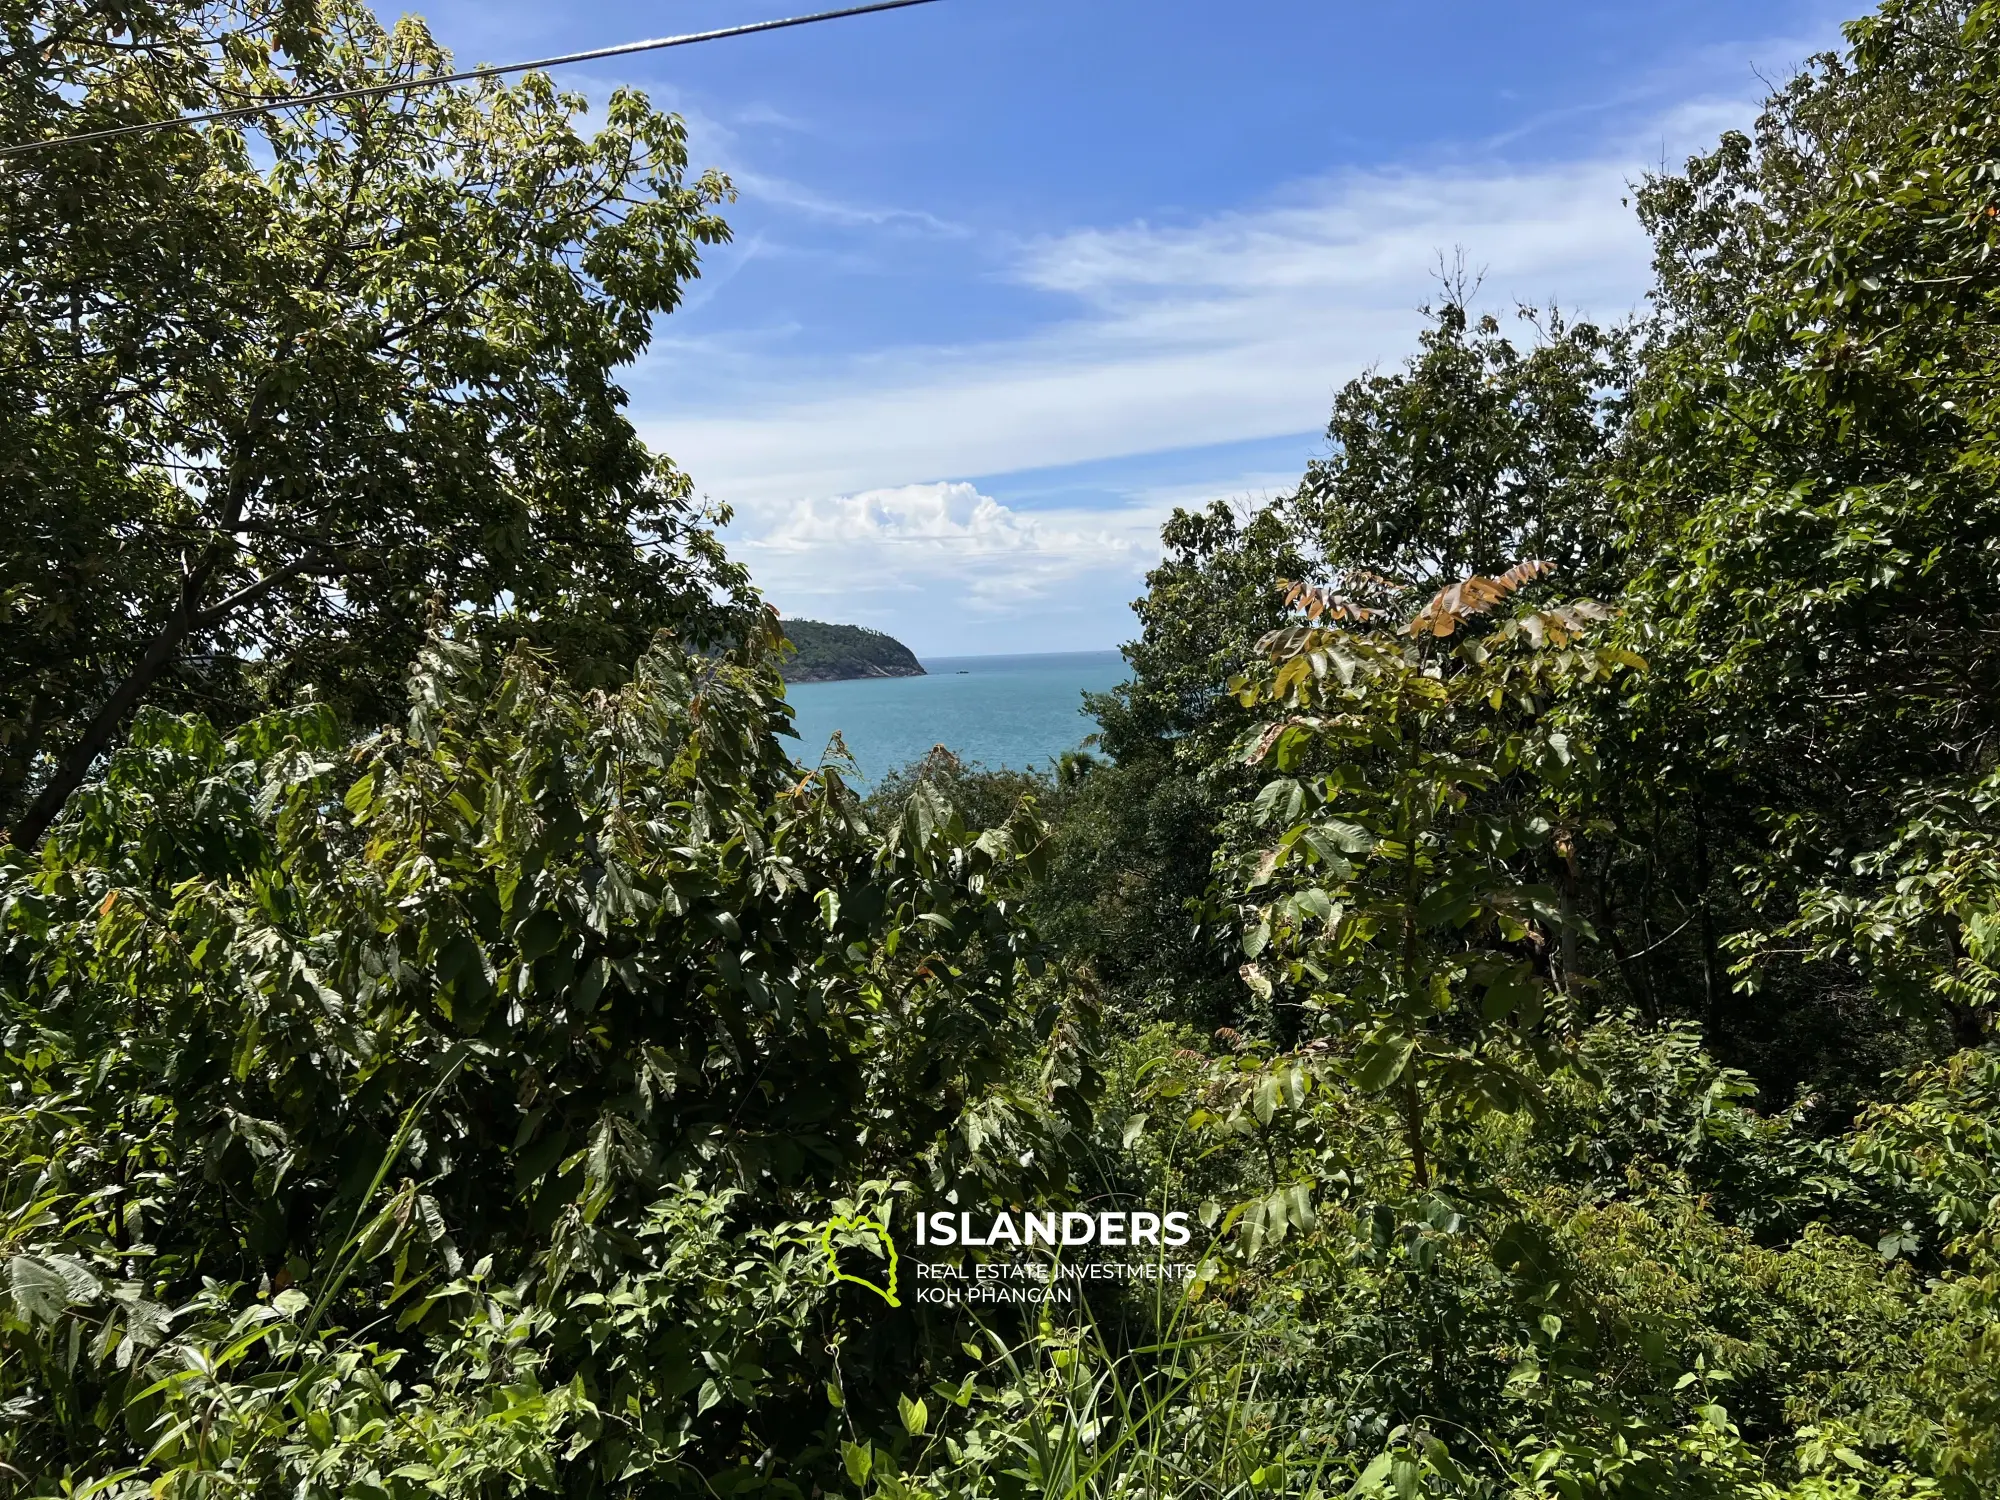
[779,619,926,683]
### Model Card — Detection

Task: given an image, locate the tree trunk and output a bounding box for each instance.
[1692,795,1722,1036]
[7,603,209,849]
[1401,1069,1429,1189]
[5,547,312,850]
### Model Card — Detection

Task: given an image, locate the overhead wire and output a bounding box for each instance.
[0,0,940,160]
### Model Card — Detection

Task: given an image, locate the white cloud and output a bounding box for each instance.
[732,481,1170,618]
[640,71,1802,516]
[649,151,1664,506]
[644,83,1800,650]
[729,170,969,237]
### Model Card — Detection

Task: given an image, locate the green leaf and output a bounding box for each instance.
[1253,1072,1280,1124]
[516,908,565,963]
[343,770,378,822]
[1243,919,1272,959]
[1253,778,1307,825]
[1481,968,1536,1022]
[6,1254,102,1325]
[843,1441,874,1485]
[1281,1062,1308,1108]
[1349,1452,1394,1496]
[1309,819,1376,855]
[1351,1036,1415,1092]
[1285,1182,1317,1231]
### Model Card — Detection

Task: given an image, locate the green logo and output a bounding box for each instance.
[820,1214,900,1307]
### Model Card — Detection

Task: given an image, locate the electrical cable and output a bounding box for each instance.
[0,0,940,160]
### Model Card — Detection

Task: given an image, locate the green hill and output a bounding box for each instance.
[778,619,926,683]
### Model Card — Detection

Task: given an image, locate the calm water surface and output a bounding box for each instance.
[784,651,1127,784]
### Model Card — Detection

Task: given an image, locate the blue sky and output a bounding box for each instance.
[417,0,1851,655]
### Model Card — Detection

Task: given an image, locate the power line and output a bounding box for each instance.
[0,0,941,160]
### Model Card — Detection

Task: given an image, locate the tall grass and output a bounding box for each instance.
[863,1238,1407,1500]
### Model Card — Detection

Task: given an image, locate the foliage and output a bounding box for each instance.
[1224,564,1643,1183]
[978,11,2000,1496]
[1050,297,1639,1040]
[7,0,2000,1495]
[802,1020,1994,1500]
[864,748,1061,834]
[1090,501,1313,774]
[0,624,1075,1495]
[0,0,751,848]
[1768,771,2000,1046]
[1842,1049,2000,1486]
[1598,0,2000,1082]
[1041,502,1312,1032]
[1293,296,1637,596]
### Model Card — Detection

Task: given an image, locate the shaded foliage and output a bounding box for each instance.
[1592,0,2000,1095]
[0,627,1079,1494]
[1044,502,1312,1032]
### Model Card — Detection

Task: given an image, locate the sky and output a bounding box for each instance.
[414,0,1855,655]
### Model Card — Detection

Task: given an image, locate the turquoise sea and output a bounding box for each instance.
[783,650,1128,784]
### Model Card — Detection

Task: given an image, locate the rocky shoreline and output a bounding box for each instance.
[785,660,926,684]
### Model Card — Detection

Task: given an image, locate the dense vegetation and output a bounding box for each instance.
[778,621,926,683]
[4,1,2000,1497]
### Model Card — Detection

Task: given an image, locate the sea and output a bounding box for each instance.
[783,650,1128,785]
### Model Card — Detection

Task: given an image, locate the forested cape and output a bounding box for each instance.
[778,621,926,683]
[4,2,2000,1498]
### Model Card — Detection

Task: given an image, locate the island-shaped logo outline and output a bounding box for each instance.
[820,1213,901,1306]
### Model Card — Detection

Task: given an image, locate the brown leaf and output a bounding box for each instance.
[1245,720,1287,765]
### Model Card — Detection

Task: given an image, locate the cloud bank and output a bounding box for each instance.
[734,481,1170,622]
[654,98,1765,648]
[655,148,1689,507]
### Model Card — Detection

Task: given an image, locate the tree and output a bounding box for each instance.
[1292,296,1636,597]
[1224,564,1642,1184]
[1605,0,2000,1072]
[865,745,1054,833]
[1,0,751,849]
[1058,293,1637,1040]
[1042,500,1312,1030]
[1090,500,1314,770]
